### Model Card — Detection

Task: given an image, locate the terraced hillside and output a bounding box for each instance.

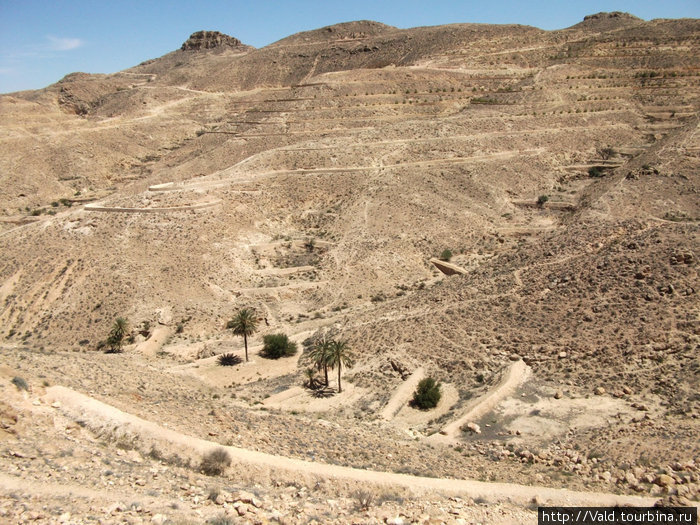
[0,12,698,523]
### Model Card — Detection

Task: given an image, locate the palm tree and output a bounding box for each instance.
[308,336,332,387]
[107,317,129,353]
[326,339,354,393]
[303,368,320,390]
[229,308,258,362]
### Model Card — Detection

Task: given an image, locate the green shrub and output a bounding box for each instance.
[537,195,549,207]
[439,249,452,261]
[200,448,231,476]
[11,376,29,391]
[588,166,604,178]
[260,333,297,359]
[599,147,616,159]
[411,377,441,410]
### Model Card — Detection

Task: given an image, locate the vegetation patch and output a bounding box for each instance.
[410,377,441,410]
[11,376,29,391]
[217,353,242,366]
[260,333,298,359]
[200,448,231,476]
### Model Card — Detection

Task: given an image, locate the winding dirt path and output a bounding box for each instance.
[135,325,173,357]
[380,367,425,420]
[84,200,221,213]
[43,385,655,506]
[431,360,531,442]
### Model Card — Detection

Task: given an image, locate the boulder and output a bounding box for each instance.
[464,422,481,434]
[654,474,675,487]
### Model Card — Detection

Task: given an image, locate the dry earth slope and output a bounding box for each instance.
[0,11,698,523]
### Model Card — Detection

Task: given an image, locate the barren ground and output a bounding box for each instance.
[1,12,699,524]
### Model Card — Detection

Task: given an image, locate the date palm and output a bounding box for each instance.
[326,339,354,393]
[107,317,129,353]
[229,308,258,362]
[308,336,332,387]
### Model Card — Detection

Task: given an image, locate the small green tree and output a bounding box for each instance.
[411,377,441,409]
[439,249,453,261]
[326,340,354,393]
[229,308,258,362]
[537,194,549,207]
[106,317,129,353]
[260,333,297,359]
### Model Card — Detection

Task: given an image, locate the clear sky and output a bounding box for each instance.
[1,0,698,94]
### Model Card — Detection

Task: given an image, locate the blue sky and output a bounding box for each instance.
[1,0,698,93]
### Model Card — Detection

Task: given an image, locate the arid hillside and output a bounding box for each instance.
[0,12,698,523]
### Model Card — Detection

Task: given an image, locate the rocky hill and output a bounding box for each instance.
[0,12,698,523]
[180,30,250,51]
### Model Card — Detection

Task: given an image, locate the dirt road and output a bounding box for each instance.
[44,385,655,507]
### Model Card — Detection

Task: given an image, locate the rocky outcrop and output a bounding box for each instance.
[572,12,643,31]
[583,12,641,22]
[181,31,246,51]
[430,258,467,276]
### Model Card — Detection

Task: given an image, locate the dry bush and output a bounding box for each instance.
[200,447,231,476]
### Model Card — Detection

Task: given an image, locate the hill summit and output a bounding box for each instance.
[583,11,641,22]
[181,30,247,50]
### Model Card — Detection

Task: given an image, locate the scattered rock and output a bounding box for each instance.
[594,387,606,395]
[234,491,262,508]
[465,422,481,434]
[106,502,126,515]
[554,390,563,399]
[655,474,675,487]
[670,252,694,265]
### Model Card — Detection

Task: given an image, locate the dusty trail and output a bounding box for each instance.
[380,367,425,420]
[135,325,173,357]
[84,200,221,213]
[43,385,656,507]
[0,472,179,509]
[431,360,531,441]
